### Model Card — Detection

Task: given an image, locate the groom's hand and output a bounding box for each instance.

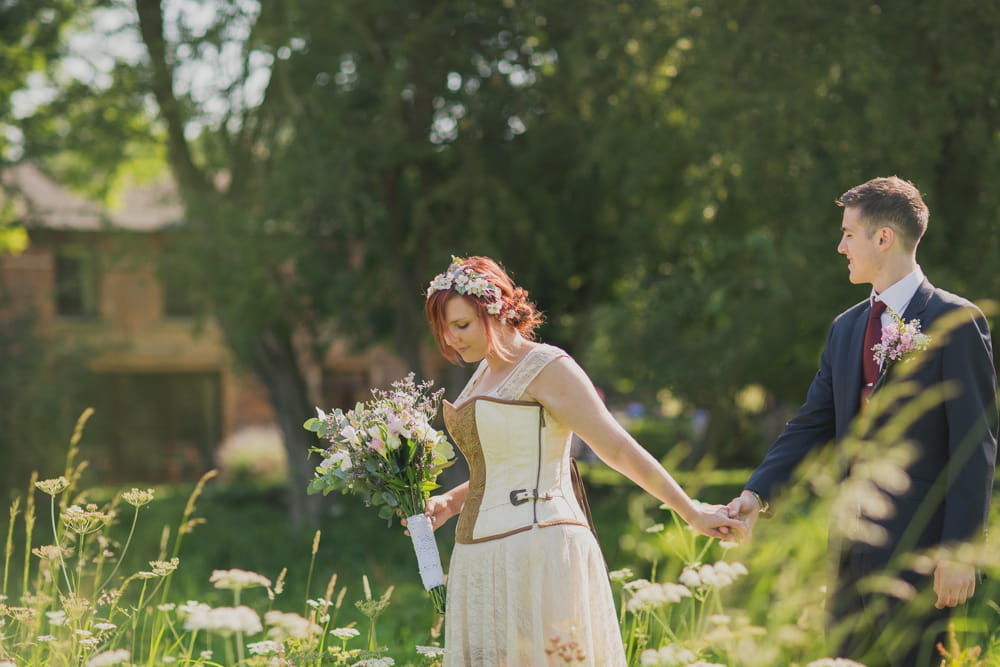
[725,491,763,540]
[933,560,976,609]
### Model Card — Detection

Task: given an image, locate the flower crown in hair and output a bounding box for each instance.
[426,256,509,323]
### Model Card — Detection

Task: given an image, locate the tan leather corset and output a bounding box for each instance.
[443,397,591,544]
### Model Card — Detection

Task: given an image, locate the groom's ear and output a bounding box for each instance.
[876,226,895,250]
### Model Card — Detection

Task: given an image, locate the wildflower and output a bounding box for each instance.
[306,598,333,609]
[94,622,116,631]
[36,634,57,642]
[8,607,37,622]
[62,594,91,620]
[35,477,70,495]
[33,544,72,561]
[609,568,634,584]
[97,591,121,607]
[178,600,211,616]
[183,605,263,636]
[352,658,395,667]
[678,568,701,588]
[626,583,692,613]
[45,610,67,626]
[200,651,212,660]
[61,504,112,534]
[623,578,651,592]
[806,660,867,667]
[74,628,94,636]
[247,640,280,655]
[150,557,180,576]
[158,603,176,612]
[209,568,272,591]
[416,645,446,658]
[264,610,321,640]
[639,644,697,666]
[331,627,361,640]
[86,648,131,666]
[122,488,155,507]
[644,523,665,533]
[79,637,101,648]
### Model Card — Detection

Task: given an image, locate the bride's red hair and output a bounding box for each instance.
[425,256,544,364]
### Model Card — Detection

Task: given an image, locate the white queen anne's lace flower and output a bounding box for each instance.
[86,649,131,667]
[639,644,698,666]
[352,658,395,667]
[264,610,321,640]
[625,582,692,612]
[247,640,280,655]
[209,568,272,591]
[331,626,361,640]
[183,605,262,636]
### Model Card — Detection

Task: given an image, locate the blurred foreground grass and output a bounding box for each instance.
[3,449,997,664]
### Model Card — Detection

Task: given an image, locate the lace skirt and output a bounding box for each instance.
[443,523,626,667]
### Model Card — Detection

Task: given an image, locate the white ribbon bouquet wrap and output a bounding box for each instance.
[305,374,455,613]
[406,513,446,591]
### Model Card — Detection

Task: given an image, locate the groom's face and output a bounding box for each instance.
[837,206,882,286]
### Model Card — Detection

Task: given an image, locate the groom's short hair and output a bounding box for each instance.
[836,176,929,250]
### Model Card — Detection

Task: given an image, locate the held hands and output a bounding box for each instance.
[687,502,749,542]
[724,491,765,541]
[934,560,976,609]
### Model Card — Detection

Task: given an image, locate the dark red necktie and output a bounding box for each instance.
[860,299,887,405]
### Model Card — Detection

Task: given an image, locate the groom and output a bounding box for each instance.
[728,176,997,666]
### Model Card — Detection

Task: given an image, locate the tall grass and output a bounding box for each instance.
[1,401,996,666]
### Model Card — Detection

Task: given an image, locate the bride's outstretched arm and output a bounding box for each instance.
[526,357,746,541]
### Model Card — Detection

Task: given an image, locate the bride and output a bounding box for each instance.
[420,256,745,666]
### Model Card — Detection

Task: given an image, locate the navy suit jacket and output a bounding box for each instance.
[747,279,998,560]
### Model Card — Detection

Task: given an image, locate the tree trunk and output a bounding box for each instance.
[251,328,323,529]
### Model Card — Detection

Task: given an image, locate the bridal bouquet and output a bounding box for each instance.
[305,373,456,613]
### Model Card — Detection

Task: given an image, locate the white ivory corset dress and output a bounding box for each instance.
[441,343,626,667]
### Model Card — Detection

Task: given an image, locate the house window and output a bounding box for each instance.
[87,371,222,482]
[163,279,199,318]
[54,249,100,317]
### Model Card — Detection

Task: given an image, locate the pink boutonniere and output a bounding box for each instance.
[869,312,932,395]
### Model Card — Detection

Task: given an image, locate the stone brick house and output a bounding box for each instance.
[0,163,409,484]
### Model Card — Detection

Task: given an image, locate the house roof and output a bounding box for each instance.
[1,162,184,232]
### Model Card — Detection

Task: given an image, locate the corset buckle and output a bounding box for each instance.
[509,488,553,506]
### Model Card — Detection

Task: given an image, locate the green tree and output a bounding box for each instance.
[585,0,1000,463]
[11,0,688,524]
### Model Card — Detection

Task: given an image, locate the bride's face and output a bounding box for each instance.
[442,296,489,363]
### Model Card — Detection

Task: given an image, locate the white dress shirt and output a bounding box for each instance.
[870,266,925,368]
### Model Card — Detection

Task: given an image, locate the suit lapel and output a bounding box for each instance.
[900,279,933,321]
[845,306,868,412]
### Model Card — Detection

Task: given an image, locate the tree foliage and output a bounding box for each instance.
[5,0,999,485]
